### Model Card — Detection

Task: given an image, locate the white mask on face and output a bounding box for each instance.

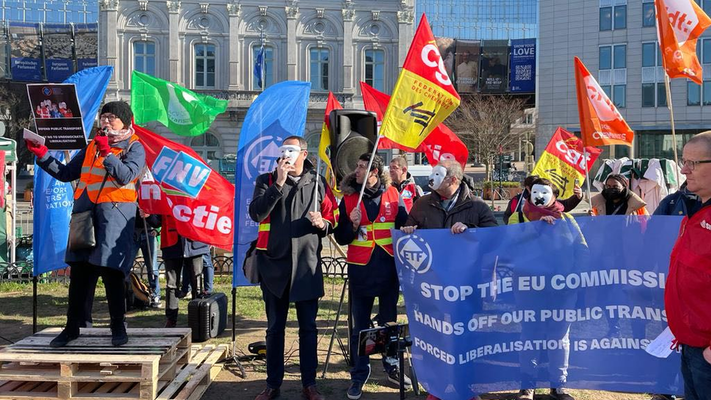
[530,184,554,207]
[429,165,448,190]
[279,144,301,165]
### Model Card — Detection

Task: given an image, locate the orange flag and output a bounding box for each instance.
[379,14,460,149]
[655,0,711,85]
[318,92,343,192]
[574,57,634,147]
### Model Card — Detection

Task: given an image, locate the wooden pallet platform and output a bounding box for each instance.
[0,328,228,400]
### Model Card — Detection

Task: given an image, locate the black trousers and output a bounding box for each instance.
[261,282,319,389]
[66,262,126,331]
[164,256,202,323]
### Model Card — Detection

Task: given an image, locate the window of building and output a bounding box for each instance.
[600,4,626,31]
[252,45,274,90]
[600,7,612,31]
[641,42,666,107]
[194,44,215,88]
[642,2,655,27]
[191,133,221,167]
[134,41,155,76]
[310,47,330,91]
[688,37,711,105]
[600,44,627,108]
[364,49,385,91]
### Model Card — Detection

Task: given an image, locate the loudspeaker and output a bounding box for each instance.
[328,109,378,182]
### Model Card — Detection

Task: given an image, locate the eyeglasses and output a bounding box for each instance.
[100,114,118,122]
[681,158,711,171]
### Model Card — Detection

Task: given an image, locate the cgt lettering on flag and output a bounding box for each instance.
[152,147,211,198]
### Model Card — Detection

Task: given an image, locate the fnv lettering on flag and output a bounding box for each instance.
[379,14,461,149]
[152,148,211,198]
[135,124,234,249]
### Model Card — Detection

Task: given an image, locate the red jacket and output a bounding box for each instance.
[665,203,711,348]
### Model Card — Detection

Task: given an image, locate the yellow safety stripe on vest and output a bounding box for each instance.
[258,223,270,232]
[374,237,393,246]
[350,240,374,247]
[372,222,395,230]
[85,181,136,192]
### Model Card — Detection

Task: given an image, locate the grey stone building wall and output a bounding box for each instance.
[537,0,711,161]
[98,0,414,163]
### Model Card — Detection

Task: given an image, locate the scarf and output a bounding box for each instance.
[522,199,564,221]
[351,177,384,200]
[107,126,134,144]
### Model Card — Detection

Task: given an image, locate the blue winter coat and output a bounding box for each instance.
[653,186,702,217]
[37,137,146,274]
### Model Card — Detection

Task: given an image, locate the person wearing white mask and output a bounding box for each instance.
[508,177,587,400]
[249,136,338,400]
[400,161,497,400]
[401,160,497,235]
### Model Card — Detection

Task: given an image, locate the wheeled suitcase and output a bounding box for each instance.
[187,273,227,342]
[188,292,227,342]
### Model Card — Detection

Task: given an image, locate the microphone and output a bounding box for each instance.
[98,126,108,136]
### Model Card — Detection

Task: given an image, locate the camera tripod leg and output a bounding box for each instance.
[406,347,420,395]
[321,278,350,378]
[218,287,246,378]
[399,341,406,400]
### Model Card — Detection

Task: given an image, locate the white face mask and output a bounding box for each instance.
[530,184,554,207]
[429,165,448,191]
[279,144,301,165]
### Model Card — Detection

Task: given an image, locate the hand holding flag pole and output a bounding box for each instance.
[355,135,384,209]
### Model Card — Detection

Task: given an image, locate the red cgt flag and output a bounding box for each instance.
[360,82,469,168]
[574,57,634,147]
[655,0,711,85]
[134,124,235,250]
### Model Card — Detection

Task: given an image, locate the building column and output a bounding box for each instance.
[396,5,415,67]
[99,0,119,96]
[342,7,355,93]
[286,5,298,80]
[167,1,180,83]
[227,3,242,90]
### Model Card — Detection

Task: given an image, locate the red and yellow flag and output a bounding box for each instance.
[318,92,343,193]
[532,127,602,198]
[360,81,469,169]
[574,57,634,147]
[379,14,460,149]
[655,0,711,85]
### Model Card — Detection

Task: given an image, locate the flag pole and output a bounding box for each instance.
[356,135,383,208]
[313,155,322,213]
[663,72,682,189]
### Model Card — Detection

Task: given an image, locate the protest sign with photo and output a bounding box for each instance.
[27,83,87,150]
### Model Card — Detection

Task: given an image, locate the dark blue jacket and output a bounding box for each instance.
[653,186,702,217]
[37,136,145,274]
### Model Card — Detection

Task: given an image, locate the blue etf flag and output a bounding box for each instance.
[393,215,683,399]
[33,66,113,275]
[254,46,265,89]
[232,81,311,287]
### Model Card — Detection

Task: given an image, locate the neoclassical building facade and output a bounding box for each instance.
[98,0,415,170]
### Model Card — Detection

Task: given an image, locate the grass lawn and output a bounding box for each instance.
[0,277,654,400]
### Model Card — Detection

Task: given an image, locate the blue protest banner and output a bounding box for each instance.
[232,81,311,287]
[509,39,536,93]
[33,66,113,275]
[393,215,683,400]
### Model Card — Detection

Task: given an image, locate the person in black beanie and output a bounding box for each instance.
[26,100,146,347]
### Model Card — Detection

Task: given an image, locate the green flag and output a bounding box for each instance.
[130,71,228,136]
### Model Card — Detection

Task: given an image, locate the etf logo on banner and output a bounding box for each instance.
[243,120,291,180]
[152,147,211,198]
[396,234,433,274]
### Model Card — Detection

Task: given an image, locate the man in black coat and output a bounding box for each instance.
[249,136,337,400]
[403,160,498,233]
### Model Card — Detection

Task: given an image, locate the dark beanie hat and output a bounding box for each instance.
[606,173,629,188]
[101,101,133,126]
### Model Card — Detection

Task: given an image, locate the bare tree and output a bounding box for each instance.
[445,95,528,181]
